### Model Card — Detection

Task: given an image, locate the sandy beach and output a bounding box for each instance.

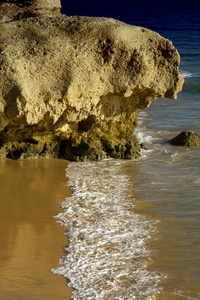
[0,158,73,300]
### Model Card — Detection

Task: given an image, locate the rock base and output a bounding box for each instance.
[0,126,144,161]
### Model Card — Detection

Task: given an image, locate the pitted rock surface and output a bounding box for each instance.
[0,9,184,160]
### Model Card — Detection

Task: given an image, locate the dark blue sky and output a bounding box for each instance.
[61,0,200,17]
[60,0,200,35]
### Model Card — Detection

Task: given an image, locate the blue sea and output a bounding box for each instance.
[53,1,200,299]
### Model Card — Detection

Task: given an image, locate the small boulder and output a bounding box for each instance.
[169,131,200,147]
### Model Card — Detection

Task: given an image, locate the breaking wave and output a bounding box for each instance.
[180,70,193,78]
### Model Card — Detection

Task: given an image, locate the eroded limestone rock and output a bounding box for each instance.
[0,0,61,23]
[0,11,184,160]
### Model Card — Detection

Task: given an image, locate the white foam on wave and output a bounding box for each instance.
[180,70,193,78]
[135,110,158,146]
[52,160,162,299]
[136,131,154,144]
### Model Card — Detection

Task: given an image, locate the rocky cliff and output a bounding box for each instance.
[0,1,184,161]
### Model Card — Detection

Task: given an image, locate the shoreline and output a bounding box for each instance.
[0,158,73,300]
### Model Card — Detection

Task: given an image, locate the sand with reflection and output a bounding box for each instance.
[0,158,73,300]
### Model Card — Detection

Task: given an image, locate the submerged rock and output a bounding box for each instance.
[169,131,200,147]
[0,0,184,161]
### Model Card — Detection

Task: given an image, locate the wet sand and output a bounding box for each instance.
[0,158,73,300]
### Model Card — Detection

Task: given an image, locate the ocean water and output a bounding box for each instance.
[53,1,200,299]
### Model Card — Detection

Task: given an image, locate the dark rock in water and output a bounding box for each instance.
[140,143,148,150]
[169,131,200,147]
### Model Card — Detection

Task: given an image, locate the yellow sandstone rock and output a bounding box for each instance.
[0,1,184,160]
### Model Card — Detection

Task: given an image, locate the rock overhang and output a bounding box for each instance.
[0,5,184,161]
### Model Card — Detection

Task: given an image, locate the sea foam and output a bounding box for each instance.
[180,70,193,78]
[52,159,162,299]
